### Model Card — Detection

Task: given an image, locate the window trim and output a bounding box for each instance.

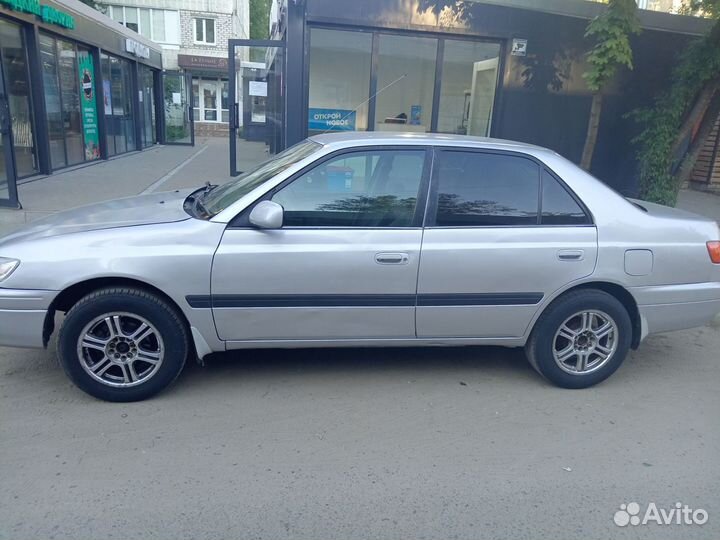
[194,17,216,45]
[228,145,434,229]
[424,147,594,229]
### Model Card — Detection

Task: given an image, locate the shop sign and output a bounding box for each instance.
[178,54,228,71]
[126,38,150,59]
[78,50,100,161]
[0,0,75,29]
[308,108,356,131]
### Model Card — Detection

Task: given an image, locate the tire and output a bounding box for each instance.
[525,289,632,389]
[57,287,189,402]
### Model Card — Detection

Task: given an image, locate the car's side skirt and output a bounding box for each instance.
[224,336,527,350]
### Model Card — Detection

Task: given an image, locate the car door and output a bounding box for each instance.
[211,146,431,342]
[416,148,598,339]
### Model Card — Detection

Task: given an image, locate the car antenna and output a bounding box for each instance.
[320,73,408,135]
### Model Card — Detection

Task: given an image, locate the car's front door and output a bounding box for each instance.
[211,147,431,342]
[416,148,598,339]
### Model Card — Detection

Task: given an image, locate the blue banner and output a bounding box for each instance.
[308,108,356,131]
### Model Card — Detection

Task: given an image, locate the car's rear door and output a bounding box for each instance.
[210,146,431,342]
[416,147,598,339]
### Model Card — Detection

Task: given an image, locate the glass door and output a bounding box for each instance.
[200,81,219,122]
[229,39,285,176]
[0,52,19,207]
[139,66,156,148]
[162,71,193,145]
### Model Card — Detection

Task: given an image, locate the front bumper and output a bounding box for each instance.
[630,282,720,340]
[0,288,57,348]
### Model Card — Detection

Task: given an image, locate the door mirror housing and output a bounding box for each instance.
[249,200,284,229]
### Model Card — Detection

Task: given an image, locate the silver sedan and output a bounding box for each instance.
[1,133,719,401]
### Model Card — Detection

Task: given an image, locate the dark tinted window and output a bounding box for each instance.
[541,170,590,225]
[434,151,540,226]
[273,150,425,227]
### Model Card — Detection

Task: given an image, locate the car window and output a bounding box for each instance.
[433,151,540,226]
[272,149,426,227]
[541,170,590,225]
[202,140,322,216]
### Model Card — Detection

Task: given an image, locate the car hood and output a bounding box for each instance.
[0,190,194,246]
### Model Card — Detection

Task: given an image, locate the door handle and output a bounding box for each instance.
[375,252,409,265]
[557,250,585,261]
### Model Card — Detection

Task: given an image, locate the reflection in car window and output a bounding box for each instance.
[272,150,426,227]
[202,140,322,216]
[541,170,589,224]
[434,151,540,226]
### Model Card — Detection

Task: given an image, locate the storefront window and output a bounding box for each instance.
[437,40,500,136]
[375,35,437,133]
[308,29,371,134]
[0,18,37,178]
[39,34,99,169]
[39,35,66,168]
[58,40,83,166]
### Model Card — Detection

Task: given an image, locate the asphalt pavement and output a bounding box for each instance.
[1,324,718,540]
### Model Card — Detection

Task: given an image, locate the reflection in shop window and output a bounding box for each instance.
[308,29,372,134]
[437,40,500,137]
[376,34,437,133]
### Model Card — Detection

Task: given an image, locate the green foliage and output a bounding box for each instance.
[583,0,640,92]
[632,21,720,205]
[250,0,271,40]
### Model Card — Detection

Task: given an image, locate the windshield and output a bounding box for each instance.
[202,140,322,216]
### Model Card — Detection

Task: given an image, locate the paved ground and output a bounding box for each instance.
[1,327,718,540]
[1,145,719,539]
[0,138,265,236]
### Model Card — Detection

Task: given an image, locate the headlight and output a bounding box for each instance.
[0,258,20,282]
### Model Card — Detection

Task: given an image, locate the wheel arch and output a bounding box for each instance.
[44,277,192,348]
[531,281,642,349]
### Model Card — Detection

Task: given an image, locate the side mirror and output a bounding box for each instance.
[249,200,284,229]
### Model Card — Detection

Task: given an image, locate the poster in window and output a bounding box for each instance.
[78,51,100,161]
[103,79,112,115]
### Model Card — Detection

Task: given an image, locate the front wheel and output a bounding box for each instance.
[525,290,632,389]
[58,287,189,402]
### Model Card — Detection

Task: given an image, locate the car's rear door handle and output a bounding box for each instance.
[557,250,585,261]
[375,252,409,265]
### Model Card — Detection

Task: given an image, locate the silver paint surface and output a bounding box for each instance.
[1,133,719,356]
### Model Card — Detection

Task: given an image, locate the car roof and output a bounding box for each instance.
[308,132,556,157]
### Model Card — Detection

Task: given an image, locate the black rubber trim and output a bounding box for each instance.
[186,293,544,309]
[417,293,544,306]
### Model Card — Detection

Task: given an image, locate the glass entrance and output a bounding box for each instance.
[229,40,285,176]
[0,48,18,206]
[162,72,193,145]
[0,18,31,207]
[139,66,156,148]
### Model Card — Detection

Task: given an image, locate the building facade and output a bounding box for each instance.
[99,0,249,136]
[0,0,169,208]
[238,0,712,194]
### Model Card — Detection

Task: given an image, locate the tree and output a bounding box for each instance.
[249,0,271,40]
[632,2,720,205]
[580,0,640,170]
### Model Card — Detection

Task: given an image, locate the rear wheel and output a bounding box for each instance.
[58,287,189,402]
[526,290,632,388]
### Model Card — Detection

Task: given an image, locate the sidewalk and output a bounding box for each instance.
[0,137,267,237]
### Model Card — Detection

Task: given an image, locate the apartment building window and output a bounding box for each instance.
[106,5,180,44]
[194,18,216,45]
